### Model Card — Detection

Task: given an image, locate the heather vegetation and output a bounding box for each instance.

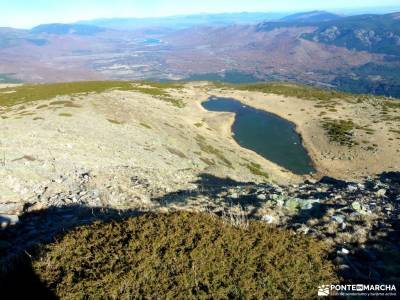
[321,120,356,147]
[245,162,269,179]
[216,81,400,104]
[219,82,349,101]
[0,80,187,108]
[0,81,135,107]
[130,84,186,108]
[195,134,233,168]
[30,212,338,299]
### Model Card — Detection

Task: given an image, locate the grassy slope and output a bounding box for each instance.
[1,80,398,107]
[0,81,135,107]
[216,81,400,105]
[0,81,186,108]
[32,212,338,299]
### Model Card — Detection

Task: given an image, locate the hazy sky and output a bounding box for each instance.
[1,0,400,28]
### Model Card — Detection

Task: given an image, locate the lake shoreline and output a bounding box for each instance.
[201,96,316,175]
[196,93,322,181]
[193,83,399,181]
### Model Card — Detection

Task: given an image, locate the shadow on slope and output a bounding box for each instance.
[0,206,144,299]
[157,173,267,210]
[0,172,399,297]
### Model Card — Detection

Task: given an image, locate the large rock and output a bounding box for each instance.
[256,194,267,200]
[0,214,19,229]
[376,189,386,197]
[351,201,369,215]
[284,198,301,213]
[332,215,345,224]
[261,215,275,224]
[0,202,24,215]
[299,199,320,210]
[284,198,320,213]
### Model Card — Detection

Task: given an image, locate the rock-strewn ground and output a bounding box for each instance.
[0,81,399,284]
[1,84,299,217]
[1,171,399,284]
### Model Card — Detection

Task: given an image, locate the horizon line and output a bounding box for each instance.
[2,5,400,30]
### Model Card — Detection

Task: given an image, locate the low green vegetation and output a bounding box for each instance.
[322,119,356,147]
[166,146,187,158]
[214,82,400,108]
[47,100,82,108]
[17,111,35,116]
[383,100,400,110]
[140,122,152,129]
[390,129,400,135]
[64,102,82,108]
[199,156,216,166]
[0,80,187,109]
[355,125,375,135]
[49,100,74,106]
[2,80,397,112]
[30,212,338,299]
[226,82,348,101]
[246,162,269,180]
[131,82,185,108]
[195,134,232,168]
[137,81,185,90]
[59,113,72,117]
[0,81,135,107]
[107,119,124,125]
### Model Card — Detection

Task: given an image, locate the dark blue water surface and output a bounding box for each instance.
[202,97,315,175]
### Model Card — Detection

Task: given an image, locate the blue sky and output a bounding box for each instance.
[1,0,400,28]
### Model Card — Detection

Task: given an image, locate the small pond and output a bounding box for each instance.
[202,97,315,174]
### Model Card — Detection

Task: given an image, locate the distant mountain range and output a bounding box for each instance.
[302,12,400,56]
[257,12,400,56]
[280,11,341,23]
[31,23,106,35]
[0,10,400,97]
[77,12,288,30]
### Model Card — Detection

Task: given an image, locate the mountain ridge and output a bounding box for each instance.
[31,23,106,35]
[77,12,288,30]
[280,10,342,23]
